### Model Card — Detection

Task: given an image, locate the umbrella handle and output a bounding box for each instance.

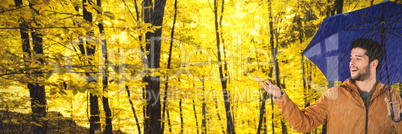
[388,87,402,123]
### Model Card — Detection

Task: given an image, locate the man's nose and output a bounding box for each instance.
[350,59,355,66]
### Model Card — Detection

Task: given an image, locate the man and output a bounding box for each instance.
[256,39,402,133]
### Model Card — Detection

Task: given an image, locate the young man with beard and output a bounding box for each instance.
[256,39,402,133]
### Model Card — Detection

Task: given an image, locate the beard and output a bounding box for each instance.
[351,64,371,81]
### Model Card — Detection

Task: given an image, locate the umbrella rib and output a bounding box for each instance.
[383,12,402,21]
[352,3,401,21]
[352,12,380,21]
[386,29,402,39]
[385,17,402,25]
[328,49,351,81]
[365,30,381,39]
[352,12,381,27]
[386,30,402,40]
[351,12,382,36]
[384,16,402,27]
[384,18,402,37]
[345,28,380,31]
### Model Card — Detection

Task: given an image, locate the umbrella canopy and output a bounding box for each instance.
[302,0,402,85]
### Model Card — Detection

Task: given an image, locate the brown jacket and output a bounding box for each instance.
[275,79,402,133]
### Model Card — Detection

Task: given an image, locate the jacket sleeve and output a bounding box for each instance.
[391,89,402,133]
[274,87,337,133]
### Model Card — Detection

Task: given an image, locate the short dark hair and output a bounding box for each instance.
[351,39,383,71]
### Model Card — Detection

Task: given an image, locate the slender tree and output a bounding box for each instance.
[121,0,147,132]
[162,0,178,132]
[79,0,101,133]
[125,86,141,133]
[267,0,288,133]
[257,91,268,134]
[180,99,184,134]
[202,80,207,134]
[193,99,200,134]
[95,0,113,133]
[213,0,235,133]
[13,0,47,133]
[214,99,226,134]
[333,0,343,15]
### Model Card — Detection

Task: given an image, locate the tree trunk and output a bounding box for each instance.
[193,100,200,134]
[202,81,207,134]
[126,86,141,133]
[264,114,267,134]
[14,1,47,133]
[80,1,101,133]
[96,0,113,133]
[143,0,152,131]
[162,0,177,132]
[257,91,268,134]
[29,30,47,134]
[30,19,47,134]
[268,0,287,133]
[326,0,331,17]
[213,0,235,133]
[167,110,172,132]
[268,1,276,134]
[334,0,343,15]
[215,99,225,134]
[180,99,184,134]
[143,0,166,133]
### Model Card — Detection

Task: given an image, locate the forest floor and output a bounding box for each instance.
[0,110,125,134]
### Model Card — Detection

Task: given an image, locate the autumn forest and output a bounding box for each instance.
[0,0,401,133]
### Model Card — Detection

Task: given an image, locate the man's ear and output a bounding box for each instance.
[371,59,379,68]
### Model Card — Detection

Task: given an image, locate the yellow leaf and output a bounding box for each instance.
[0,0,9,8]
[11,119,19,124]
[104,11,115,19]
[30,121,43,127]
[93,5,102,13]
[43,0,50,5]
[6,21,19,27]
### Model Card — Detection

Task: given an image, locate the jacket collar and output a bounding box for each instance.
[341,79,388,100]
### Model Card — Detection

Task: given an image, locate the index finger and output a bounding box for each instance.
[255,76,264,84]
[266,79,273,86]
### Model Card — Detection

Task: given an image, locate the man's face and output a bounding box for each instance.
[350,47,371,81]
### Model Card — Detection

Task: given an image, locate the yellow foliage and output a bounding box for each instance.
[0,0,389,133]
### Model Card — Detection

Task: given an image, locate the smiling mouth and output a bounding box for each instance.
[350,68,358,73]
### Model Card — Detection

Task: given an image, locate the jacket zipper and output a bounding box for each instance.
[366,87,387,134]
[342,85,387,134]
[365,107,368,134]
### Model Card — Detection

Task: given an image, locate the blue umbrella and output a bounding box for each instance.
[303,0,401,85]
[302,0,401,121]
